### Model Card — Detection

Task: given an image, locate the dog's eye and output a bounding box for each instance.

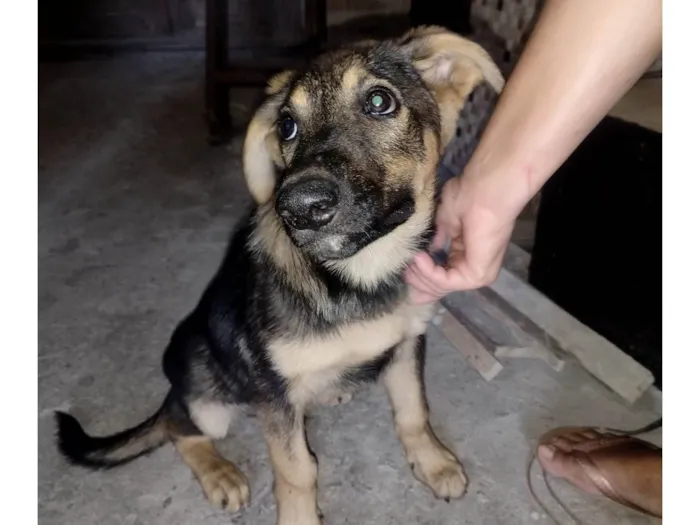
[366,89,397,116]
[278,115,298,141]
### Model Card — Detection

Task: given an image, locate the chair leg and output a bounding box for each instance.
[206,0,233,145]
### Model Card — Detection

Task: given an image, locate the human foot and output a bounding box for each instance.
[536,427,662,518]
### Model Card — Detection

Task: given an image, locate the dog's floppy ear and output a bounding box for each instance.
[265,70,295,96]
[400,26,504,147]
[242,71,294,204]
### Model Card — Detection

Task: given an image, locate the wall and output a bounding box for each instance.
[39,0,412,47]
[39,0,200,41]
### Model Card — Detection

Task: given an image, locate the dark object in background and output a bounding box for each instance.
[204,0,327,145]
[410,0,472,35]
[38,0,192,41]
[528,116,662,388]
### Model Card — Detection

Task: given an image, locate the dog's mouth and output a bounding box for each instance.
[292,231,359,261]
[277,186,416,262]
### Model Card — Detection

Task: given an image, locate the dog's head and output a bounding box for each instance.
[244,27,503,288]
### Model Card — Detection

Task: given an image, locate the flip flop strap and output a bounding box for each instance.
[573,450,655,517]
[598,418,662,437]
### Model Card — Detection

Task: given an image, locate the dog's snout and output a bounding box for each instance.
[276,177,339,230]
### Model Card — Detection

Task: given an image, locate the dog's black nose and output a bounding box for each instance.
[276,177,339,230]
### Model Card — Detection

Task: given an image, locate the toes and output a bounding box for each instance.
[221,473,250,511]
[549,436,576,452]
[412,450,468,501]
[580,429,603,440]
[537,444,583,481]
[536,443,605,496]
[565,432,588,444]
[430,463,468,500]
[201,465,250,512]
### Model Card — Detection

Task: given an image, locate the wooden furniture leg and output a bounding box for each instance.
[206,0,233,145]
[205,0,327,146]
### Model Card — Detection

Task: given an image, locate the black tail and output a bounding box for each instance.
[55,407,169,469]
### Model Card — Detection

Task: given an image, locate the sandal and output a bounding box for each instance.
[527,418,662,523]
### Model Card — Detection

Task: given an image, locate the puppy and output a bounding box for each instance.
[55,26,504,525]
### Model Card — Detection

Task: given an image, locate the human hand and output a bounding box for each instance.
[405,176,516,304]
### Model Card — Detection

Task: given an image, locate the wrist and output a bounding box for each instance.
[458,157,535,224]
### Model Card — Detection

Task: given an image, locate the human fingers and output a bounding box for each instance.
[410,251,480,293]
[405,263,447,303]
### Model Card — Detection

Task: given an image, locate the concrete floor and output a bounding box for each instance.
[39,53,661,525]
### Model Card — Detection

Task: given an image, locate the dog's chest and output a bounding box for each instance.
[269,301,434,404]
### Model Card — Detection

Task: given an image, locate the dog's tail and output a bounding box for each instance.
[55,405,169,469]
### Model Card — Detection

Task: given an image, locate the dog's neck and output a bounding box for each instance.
[247,202,432,327]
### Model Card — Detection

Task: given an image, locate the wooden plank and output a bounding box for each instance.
[442,290,566,372]
[487,268,655,403]
[493,345,565,372]
[437,308,504,382]
[443,292,523,351]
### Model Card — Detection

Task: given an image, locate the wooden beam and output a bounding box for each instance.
[442,289,566,372]
[488,268,655,403]
[437,308,504,382]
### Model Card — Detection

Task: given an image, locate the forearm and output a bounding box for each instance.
[463,0,662,219]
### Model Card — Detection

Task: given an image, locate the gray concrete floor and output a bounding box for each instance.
[39,53,661,525]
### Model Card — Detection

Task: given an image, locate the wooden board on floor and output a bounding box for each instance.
[441,290,565,372]
[437,308,504,382]
[488,268,655,403]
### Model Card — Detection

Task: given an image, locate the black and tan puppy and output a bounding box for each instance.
[55,27,503,524]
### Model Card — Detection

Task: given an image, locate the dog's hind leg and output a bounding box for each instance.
[55,388,250,513]
[174,435,250,512]
[383,335,468,501]
[170,397,250,512]
[161,327,252,512]
[259,405,321,525]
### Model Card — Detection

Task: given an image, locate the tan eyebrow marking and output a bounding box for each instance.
[341,64,366,93]
[289,86,310,115]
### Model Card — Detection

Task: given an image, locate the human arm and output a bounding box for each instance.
[406,0,662,303]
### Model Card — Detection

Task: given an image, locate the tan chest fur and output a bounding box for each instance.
[268,301,435,406]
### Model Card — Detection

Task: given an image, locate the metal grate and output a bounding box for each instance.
[440,0,544,188]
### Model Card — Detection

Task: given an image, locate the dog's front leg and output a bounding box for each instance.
[384,335,468,501]
[260,406,321,525]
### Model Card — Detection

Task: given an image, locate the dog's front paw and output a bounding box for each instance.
[199,460,250,512]
[276,505,323,525]
[408,440,468,501]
